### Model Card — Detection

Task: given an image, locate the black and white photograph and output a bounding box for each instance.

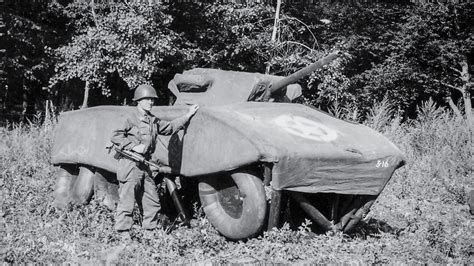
[0,0,472,263]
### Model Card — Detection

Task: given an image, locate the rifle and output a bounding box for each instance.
[114,147,190,226]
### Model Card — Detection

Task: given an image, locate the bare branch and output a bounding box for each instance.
[273,41,313,52]
[90,0,101,29]
[121,0,136,14]
[467,82,473,91]
[460,59,470,82]
[280,16,320,51]
[266,0,282,75]
[450,66,462,75]
[433,78,464,94]
[270,0,281,44]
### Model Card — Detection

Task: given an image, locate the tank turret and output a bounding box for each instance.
[168,52,340,106]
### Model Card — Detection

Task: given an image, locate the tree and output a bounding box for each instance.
[292,2,416,116]
[50,2,181,109]
[166,3,274,72]
[398,3,473,127]
[283,2,472,121]
[1,0,70,120]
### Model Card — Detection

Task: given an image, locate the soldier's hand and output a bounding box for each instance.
[132,144,146,154]
[149,164,160,172]
[187,104,199,117]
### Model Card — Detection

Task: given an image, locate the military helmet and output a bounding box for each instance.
[133,84,158,101]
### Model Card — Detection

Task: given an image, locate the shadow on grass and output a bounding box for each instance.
[348,218,403,239]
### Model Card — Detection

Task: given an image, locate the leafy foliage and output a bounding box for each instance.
[166,3,274,72]
[2,2,471,117]
[1,1,70,113]
[351,3,473,116]
[50,2,181,96]
[286,2,473,118]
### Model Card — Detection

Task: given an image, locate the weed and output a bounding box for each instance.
[0,101,472,263]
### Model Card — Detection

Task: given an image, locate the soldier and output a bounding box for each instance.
[111,84,199,239]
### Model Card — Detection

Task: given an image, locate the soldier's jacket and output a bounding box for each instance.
[111,108,188,181]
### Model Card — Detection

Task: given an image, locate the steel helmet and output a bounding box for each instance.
[133,84,158,101]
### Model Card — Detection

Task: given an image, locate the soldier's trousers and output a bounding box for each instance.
[115,166,161,232]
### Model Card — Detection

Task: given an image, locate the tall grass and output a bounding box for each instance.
[366,98,472,204]
[0,102,472,263]
[364,99,473,262]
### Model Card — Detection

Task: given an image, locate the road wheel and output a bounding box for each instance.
[198,171,267,240]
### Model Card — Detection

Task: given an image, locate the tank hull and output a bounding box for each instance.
[52,102,404,195]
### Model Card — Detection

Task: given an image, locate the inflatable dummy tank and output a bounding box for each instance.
[51,53,405,240]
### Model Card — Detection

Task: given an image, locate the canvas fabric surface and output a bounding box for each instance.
[52,103,404,195]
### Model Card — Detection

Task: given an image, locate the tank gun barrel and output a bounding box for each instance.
[265,51,340,100]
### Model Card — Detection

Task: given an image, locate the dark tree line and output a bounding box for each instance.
[0,0,472,124]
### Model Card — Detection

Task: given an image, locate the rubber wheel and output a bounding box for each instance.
[198,171,267,240]
[53,165,78,209]
[71,166,95,204]
[93,170,119,210]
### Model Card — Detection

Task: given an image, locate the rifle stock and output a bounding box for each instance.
[115,147,172,174]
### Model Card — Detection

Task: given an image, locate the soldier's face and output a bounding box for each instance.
[137,98,155,112]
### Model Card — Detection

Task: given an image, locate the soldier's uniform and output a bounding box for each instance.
[111,108,189,232]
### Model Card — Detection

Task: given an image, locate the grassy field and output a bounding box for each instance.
[0,100,472,263]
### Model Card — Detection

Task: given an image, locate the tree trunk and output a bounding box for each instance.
[442,58,473,131]
[458,57,474,131]
[462,89,473,129]
[265,0,281,74]
[44,99,56,128]
[460,59,473,130]
[21,85,28,122]
[45,99,50,124]
[81,81,90,109]
[90,0,100,29]
[3,85,8,110]
[445,96,463,119]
